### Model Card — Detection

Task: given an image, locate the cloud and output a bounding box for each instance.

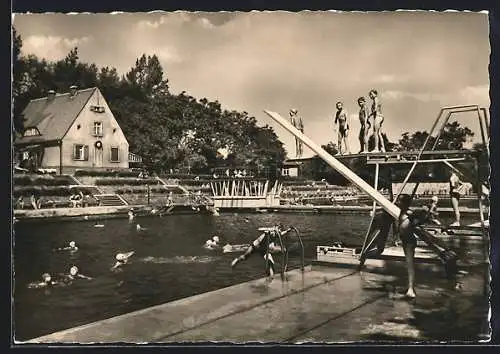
[197,17,215,29]
[384,90,446,103]
[384,85,490,107]
[136,13,214,30]
[21,35,91,60]
[371,74,408,84]
[156,46,182,63]
[458,84,490,106]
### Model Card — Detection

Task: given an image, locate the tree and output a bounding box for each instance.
[395,121,474,152]
[12,37,287,174]
[125,54,168,98]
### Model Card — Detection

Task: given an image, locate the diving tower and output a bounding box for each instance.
[264,104,490,276]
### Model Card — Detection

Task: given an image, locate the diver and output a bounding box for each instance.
[231,224,291,277]
[56,241,79,252]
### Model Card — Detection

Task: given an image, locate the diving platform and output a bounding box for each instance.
[285,149,480,165]
[25,264,488,343]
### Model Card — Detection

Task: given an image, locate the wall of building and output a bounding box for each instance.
[41,145,61,169]
[282,167,299,178]
[62,89,129,171]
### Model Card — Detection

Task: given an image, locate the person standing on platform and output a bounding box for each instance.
[334,101,351,155]
[289,109,304,158]
[449,171,464,227]
[357,97,370,153]
[369,89,386,153]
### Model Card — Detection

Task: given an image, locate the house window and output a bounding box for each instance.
[110,147,120,162]
[73,144,89,161]
[23,127,40,137]
[93,122,103,137]
[90,105,105,113]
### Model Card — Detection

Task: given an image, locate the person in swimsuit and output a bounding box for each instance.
[368,89,385,153]
[449,171,463,227]
[396,194,426,299]
[61,266,93,284]
[357,97,370,153]
[28,273,59,288]
[231,224,291,277]
[289,109,304,158]
[334,101,351,155]
[57,241,78,252]
[422,196,441,226]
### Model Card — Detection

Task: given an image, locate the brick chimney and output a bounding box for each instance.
[47,90,56,101]
[69,85,78,98]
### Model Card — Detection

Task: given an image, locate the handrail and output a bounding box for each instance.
[263,226,305,280]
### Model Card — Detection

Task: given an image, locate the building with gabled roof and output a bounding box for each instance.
[14,86,131,174]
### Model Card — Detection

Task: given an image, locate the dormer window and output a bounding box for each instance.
[93,122,103,137]
[90,105,105,113]
[23,127,40,137]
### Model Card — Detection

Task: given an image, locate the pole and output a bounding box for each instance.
[59,141,63,175]
[264,110,400,218]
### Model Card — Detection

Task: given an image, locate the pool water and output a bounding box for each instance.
[12,212,478,341]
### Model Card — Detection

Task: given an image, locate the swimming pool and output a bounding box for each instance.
[12,212,477,341]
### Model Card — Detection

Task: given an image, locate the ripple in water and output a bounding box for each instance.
[138,255,221,264]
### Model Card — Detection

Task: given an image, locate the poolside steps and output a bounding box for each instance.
[94,194,128,206]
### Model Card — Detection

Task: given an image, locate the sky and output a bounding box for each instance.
[12,11,490,157]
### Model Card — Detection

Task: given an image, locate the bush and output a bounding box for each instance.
[13,186,71,197]
[14,175,73,186]
[95,178,161,186]
[74,169,148,178]
[159,173,213,180]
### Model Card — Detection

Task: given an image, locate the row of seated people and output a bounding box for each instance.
[14,192,100,210]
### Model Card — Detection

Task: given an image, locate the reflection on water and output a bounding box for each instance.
[13,212,477,341]
[138,255,222,264]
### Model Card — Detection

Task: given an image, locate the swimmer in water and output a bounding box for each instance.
[231,224,291,277]
[334,101,351,155]
[204,236,222,250]
[57,241,78,252]
[28,273,59,288]
[136,224,147,231]
[63,266,93,282]
[111,252,135,270]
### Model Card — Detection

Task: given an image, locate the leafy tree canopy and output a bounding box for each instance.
[12,28,286,174]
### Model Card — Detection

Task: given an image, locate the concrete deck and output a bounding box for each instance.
[26,264,488,344]
[13,204,206,222]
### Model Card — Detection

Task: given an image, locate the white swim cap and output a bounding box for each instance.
[70,266,78,276]
[42,273,51,282]
[69,241,76,247]
[212,236,220,243]
[431,196,438,202]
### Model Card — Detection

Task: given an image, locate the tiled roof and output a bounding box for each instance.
[16,87,97,144]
